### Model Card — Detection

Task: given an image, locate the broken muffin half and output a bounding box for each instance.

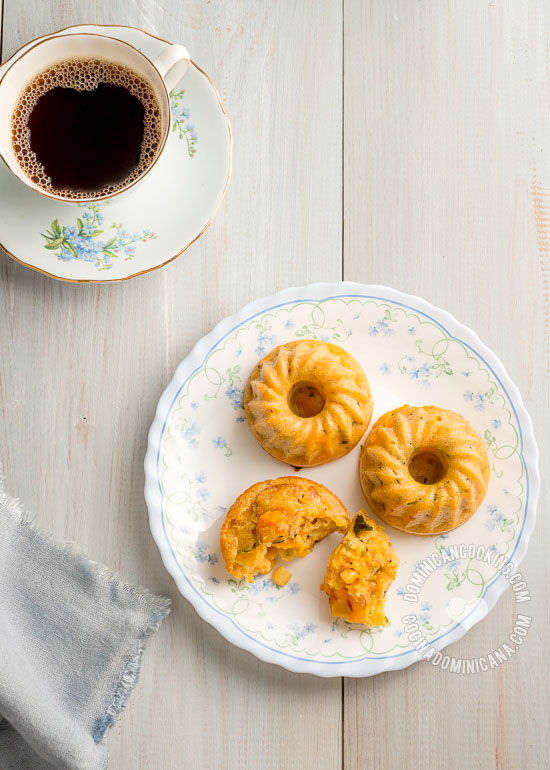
[220,476,350,582]
[321,510,399,626]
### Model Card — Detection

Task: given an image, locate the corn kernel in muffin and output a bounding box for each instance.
[321,511,398,626]
[220,477,350,583]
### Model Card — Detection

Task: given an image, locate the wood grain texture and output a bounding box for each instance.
[343,2,549,769]
[0,2,343,770]
[0,1,548,769]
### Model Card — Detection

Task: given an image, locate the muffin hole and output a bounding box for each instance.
[408,448,448,485]
[288,381,325,418]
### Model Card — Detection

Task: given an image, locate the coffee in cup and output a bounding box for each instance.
[11,58,162,199]
[0,33,190,203]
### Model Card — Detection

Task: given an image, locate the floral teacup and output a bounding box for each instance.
[0,31,190,203]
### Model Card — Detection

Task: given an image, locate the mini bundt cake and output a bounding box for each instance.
[220,476,350,582]
[244,340,373,467]
[321,511,399,626]
[359,405,490,535]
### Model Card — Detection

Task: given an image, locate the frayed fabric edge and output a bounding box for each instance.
[0,469,26,523]
[0,469,171,753]
[92,595,170,745]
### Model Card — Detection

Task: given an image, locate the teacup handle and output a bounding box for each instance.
[153,45,191,93]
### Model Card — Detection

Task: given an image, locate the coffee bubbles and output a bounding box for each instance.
[11,58,163,199]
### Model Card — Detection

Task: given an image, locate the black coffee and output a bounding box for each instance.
[11,58,162,198]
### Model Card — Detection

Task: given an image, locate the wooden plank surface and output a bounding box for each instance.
[343,2,549,769]
[0,3,343,770]
[0,1,548,769]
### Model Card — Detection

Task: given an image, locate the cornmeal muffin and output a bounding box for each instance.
[321,511,399,626]
[220,476,350,582]
[359,405,490,535]
[244,340,373,467]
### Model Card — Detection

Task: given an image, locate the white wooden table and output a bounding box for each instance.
[1,2,549,768]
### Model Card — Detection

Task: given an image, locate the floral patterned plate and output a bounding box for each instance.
[0,24,231,282]
[144,283,539,677]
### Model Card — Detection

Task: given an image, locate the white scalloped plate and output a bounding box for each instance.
[144,283,539,677]
[0,24,231,282]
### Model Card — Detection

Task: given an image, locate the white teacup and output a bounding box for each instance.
[0,32,190,203]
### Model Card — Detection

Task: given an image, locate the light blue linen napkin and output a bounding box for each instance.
[0,475,170,770]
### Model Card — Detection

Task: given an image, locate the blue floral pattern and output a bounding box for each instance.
[463,390,488,410]
[41,205,156,270]
[368,317,395,337]
[213,436,232,456]
[398,355,432,388]
[486,504,514,533]
[285,622,316,646]
[194,542,219,565]
[225,384,246,422]
[178,419,200,449]
[248,576,301,601]
[170,89,198,156]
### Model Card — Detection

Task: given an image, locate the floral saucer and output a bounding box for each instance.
[0,25,231,282]
[144,282,539,677]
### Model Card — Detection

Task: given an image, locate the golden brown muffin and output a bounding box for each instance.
[359,405,490,535]
[244,340,373,467]
[321,511,399,626]
[220,476,350,582]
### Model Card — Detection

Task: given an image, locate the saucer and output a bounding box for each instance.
[0,25,232,282]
